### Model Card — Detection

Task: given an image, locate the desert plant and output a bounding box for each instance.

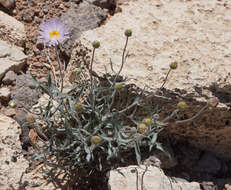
[28,19,219,179]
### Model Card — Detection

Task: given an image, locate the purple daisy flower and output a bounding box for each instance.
[38,18,69,46]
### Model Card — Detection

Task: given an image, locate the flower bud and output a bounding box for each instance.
[8,100,16,108]
[142,118,152,126]
[92,40,100,48]
[91,136,101,144]
[124,29,132,37]
[115,82,124,89]
[153,114,159,120]
[177,101,187,110]
[208,97,219,107]
[170,62,178,70]
[26,114,35,124]
[138,123,147,133]
[75,102,83,112]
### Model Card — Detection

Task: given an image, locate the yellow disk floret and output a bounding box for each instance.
[138,123,147,134]
[75,102,83,112]
[49,30,59,40]
[142,118,152,126]
[8,100,16,108]
[91,136,101,144]
[177,101,187,110]
[170,62,178,70]
[115,82,124,89]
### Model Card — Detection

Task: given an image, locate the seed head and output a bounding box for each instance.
[8,100,16,108]
[138,123,147,134]
[91,136,101,144]
[170,62,178,70]
[26,114,35,124]
[208,97,219,107]
[124,29,132,37]
[115,82,124,89]
[92,40,100,48]
[177,101,187,110]
[142,118,152,126]
[75,102,83,112]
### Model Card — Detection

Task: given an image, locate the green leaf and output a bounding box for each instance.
[149,133,158,152]
[134,141,141,165]
[30,153,45,161]
[156,142,171,158]
[39,84,50,96]
[47,72,51,87]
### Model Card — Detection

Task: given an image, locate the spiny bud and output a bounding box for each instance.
[91,136,101,144]
[26,114,35,124]
[208,97,219,107]
[124,29,132,37]
[170,62,178,70]
[75,102,83,112]
[115,82,124,89]
[153,114,160,120]
[138,123,147,134]
[142,118,152,126]
[177,101,187,110]
[8,100,16,108]
[92,40,100,48]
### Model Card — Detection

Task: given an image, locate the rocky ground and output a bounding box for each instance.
[0,0,231,190]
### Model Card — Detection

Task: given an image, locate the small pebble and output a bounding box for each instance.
[0,87,11,102]
[2,71,17,85]
[59,3,64,9]
[34,16,40,24]
[11,156,17,162]
[22,12,33,23]
[43,5,49,14]
[36,42,44,50]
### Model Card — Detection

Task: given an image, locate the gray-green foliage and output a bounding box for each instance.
[30,32,166,174]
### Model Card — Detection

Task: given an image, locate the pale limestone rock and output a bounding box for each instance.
[0,114,28,189]
[0,40,27,80]
[0,10,25,46]
[0,87,11,101]
[2,70,17,85]
[0,113,58,189]
[108,165,200,190]
[74,0,231,92]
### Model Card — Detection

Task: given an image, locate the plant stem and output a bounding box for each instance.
[55,46,64,92]
[113,36,129,84]
[45,48,58,87]
[89,48,96,110]
[160,69,171,89]
[175,104,209,124]
[162,109,178,123]
[90,48,96,92]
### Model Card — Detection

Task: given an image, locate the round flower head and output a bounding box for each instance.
[38,18,69,46]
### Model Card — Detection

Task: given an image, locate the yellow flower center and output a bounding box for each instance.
[49,30,59,39]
